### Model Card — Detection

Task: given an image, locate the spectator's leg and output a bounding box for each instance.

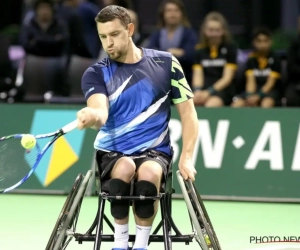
[205,96,224,107]
[260,97,275,108]
[285,84,300,107]
[231,98,247,107]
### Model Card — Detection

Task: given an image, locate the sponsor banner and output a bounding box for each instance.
[1,104,96,194]
[1,104,299,200]
[170,107,300,200]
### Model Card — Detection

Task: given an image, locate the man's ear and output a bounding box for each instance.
[128,23,134,37]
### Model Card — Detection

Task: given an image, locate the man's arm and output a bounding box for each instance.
[175,99,199,176]
[245,57,257,94]
[77,67,109,130]
[170,55,198,180]
[213,66,236,91]
[260,56,281,95]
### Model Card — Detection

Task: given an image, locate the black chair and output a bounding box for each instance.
[46,156,222,250]
[21,55,67,102]
[47,55,96,104]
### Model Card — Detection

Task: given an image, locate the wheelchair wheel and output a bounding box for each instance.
[46,170,92,250]
[176,171,222,250]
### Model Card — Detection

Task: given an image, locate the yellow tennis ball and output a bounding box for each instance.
[21,134,36,150]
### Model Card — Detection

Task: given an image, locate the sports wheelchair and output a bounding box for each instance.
[45,160,222,250]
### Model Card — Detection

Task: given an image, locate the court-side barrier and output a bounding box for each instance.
[1,104,299,202]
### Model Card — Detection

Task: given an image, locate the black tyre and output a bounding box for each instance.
[46,170,92,250]
[176,171,222,250]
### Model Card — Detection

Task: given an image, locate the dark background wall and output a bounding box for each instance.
[0,0,296,48]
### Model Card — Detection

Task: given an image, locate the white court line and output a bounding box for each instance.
[245,245,300,250]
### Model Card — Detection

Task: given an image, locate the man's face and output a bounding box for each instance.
[164,3,182,26]
[97,19,133,61]
[36,3,53,22]
[253,34,272,53]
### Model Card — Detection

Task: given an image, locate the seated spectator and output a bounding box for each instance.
[57,0,93,59]
[20,0,68,57]
[146,0,197,85]
[100,0,133,9]
[192,12,237,107]
[127,9,149,47]
[77,0,101,58]
[98,8,148,61]
[0,34,17,98]
[285,19,300,107]
[231,27,281,108]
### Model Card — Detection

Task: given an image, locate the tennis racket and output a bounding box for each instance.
[0,120,79,194]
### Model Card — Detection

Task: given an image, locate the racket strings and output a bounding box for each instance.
[0,138,39,190]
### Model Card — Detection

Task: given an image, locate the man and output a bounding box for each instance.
[20,0,68,57]
[231,27,281,108]
[98,8,148,61]
[77,5,198,250]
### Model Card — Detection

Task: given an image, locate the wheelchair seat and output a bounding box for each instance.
[96,168,173,196]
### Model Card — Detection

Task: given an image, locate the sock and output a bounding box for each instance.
[113,223,129,249]
[132,225,152,249]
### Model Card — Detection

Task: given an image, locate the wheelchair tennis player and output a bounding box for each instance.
[76,5,199,250]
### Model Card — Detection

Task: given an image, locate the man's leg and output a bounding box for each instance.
[132,161,163,250]
[109,157,136,250]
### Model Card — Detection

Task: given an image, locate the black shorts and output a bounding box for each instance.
[203,85,234,106]
[211,90,233,105]
[96,149,172,190]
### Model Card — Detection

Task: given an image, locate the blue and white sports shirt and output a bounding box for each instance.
[81,48,193,156]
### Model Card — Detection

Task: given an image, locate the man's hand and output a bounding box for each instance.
[179,157,197,182]
[246,94,260,106]
[77,107,99,130]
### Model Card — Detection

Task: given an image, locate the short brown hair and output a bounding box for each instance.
[157,0,191,28]
[200,11,232,45]
[95,5,131,28]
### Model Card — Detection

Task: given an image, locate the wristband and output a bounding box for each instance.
[245,92,255,97]
[207,86,216,95]
[258,90,266,98]
[192,86,203,92]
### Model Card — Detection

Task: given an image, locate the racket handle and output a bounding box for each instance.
[61,120,78,134]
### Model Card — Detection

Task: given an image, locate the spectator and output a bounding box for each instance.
[57,0,93,59]
[146,0,197,85]
[192,11,237,107]
[77,0,101,58]
[20,0,68,57]
[0,34,17,99]
[100,0,133,9]
[285,18,300,107]
[98,8,148,60]
[231,27,281,108]
[127,9,149,47]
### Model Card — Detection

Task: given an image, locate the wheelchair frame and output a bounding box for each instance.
[46,168,222,250]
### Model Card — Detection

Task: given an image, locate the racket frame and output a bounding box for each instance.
[0,120,78,193]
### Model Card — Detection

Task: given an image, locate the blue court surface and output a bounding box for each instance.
[0,194,299,250]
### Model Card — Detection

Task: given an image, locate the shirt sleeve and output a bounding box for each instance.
[270,55,281,79]
[170,55,194,104]
[81,66,108,100]
[225,44,238,69]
